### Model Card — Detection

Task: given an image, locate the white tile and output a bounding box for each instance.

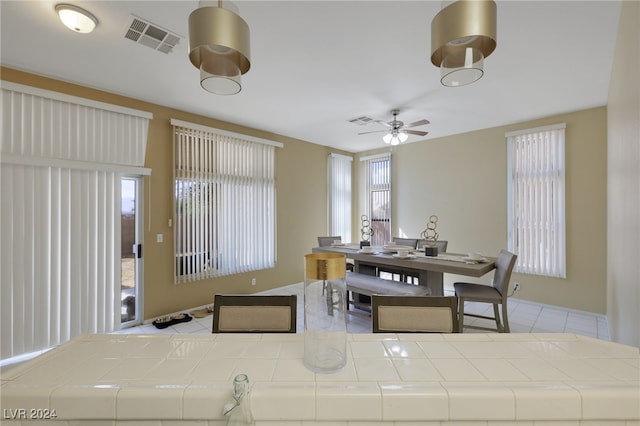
[416,341,464,359]
[506,358,571,381]
[1,383,54,412]
[316,382,381,421]
[314,359,359,382]
[443,382,515,420]
[379,382,448,421]
[353,358,399,381]
[144,359,201,381]
[182,383,231,420]
[392,358,444,381]
[278,341,305,359]
[381,340,424,358]
[251,382,315,420]
[50,385,118,419]
[508,382,581,420]
[116,385,185,419]
[451,341,533,358]
[572,381,640,419]
[100,358,162,381]
[348,341,389,358]
[231,359,277,381]
[470,358,530,381]
[547,358,620,380]
[188,358,237,383]
[430,358,486,381]
[168,341,215,358]
[272,359,315,381]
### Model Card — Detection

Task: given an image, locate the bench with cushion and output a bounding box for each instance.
[346,271,430,314]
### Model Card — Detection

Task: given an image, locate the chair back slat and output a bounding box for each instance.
[213,294,297,333]
[372,295,459,333]
[492,249,518,298]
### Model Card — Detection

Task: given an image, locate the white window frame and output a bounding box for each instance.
[507,123,566,278]
[328,153,353,242]
[171,119,282,283]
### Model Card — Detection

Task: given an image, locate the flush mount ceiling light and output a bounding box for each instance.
[55,3,98,34]
[430,0,496,87]
[188,1,251,95]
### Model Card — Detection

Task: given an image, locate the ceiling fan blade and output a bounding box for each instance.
[405,119,430,128]
[405,130,429,136]
[373,120,393,128]
[358,130,389,135]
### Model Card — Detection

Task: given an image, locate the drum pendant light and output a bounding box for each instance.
[430,0,496,87]
[188,1,251,95]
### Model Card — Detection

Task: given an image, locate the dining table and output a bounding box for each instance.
[312,243,497,296]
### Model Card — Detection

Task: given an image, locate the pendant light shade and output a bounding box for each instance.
[188,4,251,95]
[430,0,496,87]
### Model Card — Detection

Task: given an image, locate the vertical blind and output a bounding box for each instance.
[0,82,151,360]
[359,153,391,246]
[507,123,566,278]
[328,153,352,241]
[172,120,280,282]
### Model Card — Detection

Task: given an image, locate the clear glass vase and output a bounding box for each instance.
[225,374,254,426]
[303,253,347,373]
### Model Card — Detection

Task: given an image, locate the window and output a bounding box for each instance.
[360,153,391,246]
[328,153,352,241]
[507,124,566,278]
[172,120,281,283]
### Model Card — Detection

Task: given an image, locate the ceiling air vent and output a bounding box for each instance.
[124,15,181,54]
[348,116,374,126]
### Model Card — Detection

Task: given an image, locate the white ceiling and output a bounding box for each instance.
[0,1,622,153]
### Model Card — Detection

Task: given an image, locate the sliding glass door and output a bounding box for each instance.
[121,177,143,327]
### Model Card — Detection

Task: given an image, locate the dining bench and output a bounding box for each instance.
[346,271,430,314]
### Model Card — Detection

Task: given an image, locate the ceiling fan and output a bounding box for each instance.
[358,109,430,145]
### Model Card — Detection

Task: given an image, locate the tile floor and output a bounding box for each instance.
[115,282,611,341]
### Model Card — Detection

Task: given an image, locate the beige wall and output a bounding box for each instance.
[607,0,640,347]
[356,107,608,314]
[1,67,341,320]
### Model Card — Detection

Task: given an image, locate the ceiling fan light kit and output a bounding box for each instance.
[358,110,429,146]
[430,0,497,87]
[188,1,251,95]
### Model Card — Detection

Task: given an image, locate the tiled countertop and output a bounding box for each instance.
[1,333,638,424]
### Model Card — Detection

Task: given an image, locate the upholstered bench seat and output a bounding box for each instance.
[346,271,430,314]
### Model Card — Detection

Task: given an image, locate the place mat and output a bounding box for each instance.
[436,254,486,264]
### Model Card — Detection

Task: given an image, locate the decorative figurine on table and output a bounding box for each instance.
[420,215,440,256]
[360,214,374,248]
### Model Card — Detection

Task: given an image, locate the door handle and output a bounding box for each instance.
[132,244,142,259]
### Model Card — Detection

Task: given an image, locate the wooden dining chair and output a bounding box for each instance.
[372,295,459,333]
[212,294,297,333]
[454,249,517,333]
